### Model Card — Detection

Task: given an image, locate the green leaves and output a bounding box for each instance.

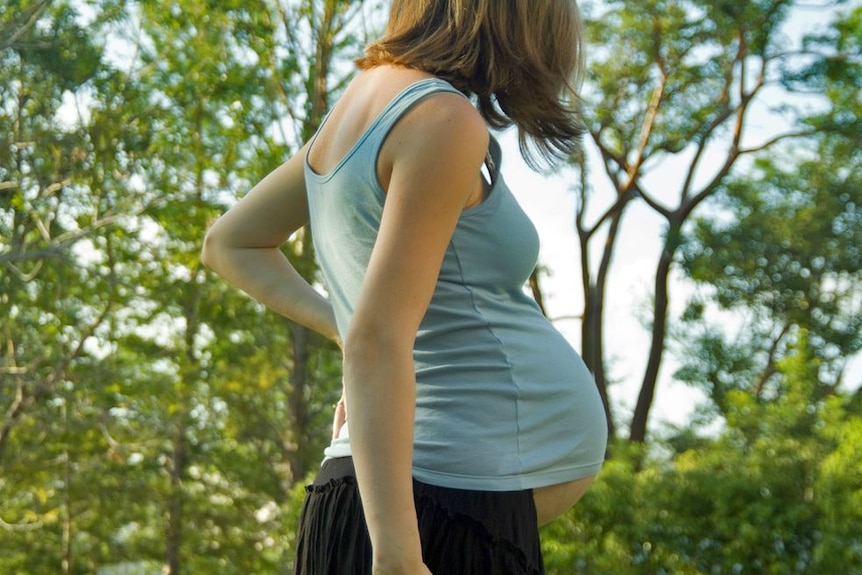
[786,5,861,138]
[680,141,861,399]
[585,0,745,161]
[542,381,862,574]
[2,1,859,572]
[2,1,362,572]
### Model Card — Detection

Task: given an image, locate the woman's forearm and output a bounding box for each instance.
[202,242,341,346]
[342,335,423,567]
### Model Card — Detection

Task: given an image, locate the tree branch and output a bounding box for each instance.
[0,516,43,532]
[0,247,67,265]
[628,77,665,183]
[633,181,672,219]
[0,181,19,193]
[581,132,639,236]
[738,129,818,155]
[0,0,51,51]
[679,65,737,201]
[752,323,792,400]
[628,11,669,183]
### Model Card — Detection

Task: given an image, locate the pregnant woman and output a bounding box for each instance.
[201,1,607,573]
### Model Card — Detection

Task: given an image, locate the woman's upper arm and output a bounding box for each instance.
[204,142,311,251]
[346,95,489,348]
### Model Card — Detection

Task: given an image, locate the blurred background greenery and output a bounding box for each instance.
[1,0,860,573]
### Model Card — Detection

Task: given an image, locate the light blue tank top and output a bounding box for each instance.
[305,78,607,491]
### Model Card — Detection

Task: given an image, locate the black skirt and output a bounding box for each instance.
[295,456,545,575]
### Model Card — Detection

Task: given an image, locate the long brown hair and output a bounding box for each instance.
[357,0,585,169]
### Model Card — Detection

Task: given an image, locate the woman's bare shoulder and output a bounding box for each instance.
[383,78,487,163]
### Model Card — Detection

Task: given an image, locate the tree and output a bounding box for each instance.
[674,4,861,422]
[1,1,370,572]
[676,140,861,419]
[4,1,859,572]
[116,1,368,572]
[0,0,135,458]
[574,0,856,441]
[0,2,157,573]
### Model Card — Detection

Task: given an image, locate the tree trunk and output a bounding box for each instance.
[287,323,310,484]
[278,0,348,487]
[528,268,548,316]
[163,420,187,575]
[629,223,679,442]
[579,203,630,441]
[581,284,615,439]
[163,267,203,575]
[61,402,73,575]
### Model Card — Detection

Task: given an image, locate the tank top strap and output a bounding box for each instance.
[374,78,502,183]
[356,79,468,178]
[369,78,467,142]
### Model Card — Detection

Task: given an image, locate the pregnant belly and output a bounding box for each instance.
[533,476,596,526]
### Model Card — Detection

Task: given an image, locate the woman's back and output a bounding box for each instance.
[306,65,487,208]
[305,66,419,177]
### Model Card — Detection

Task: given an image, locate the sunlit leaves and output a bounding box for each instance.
[2,0,359,572]
[679,141,861,402]
[542,376,861,574]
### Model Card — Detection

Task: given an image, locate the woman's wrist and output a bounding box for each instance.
[372,536,425,574]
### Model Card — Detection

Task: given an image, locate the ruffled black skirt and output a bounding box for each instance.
[295,457,544,575]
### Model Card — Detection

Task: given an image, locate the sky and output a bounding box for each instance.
[496,2,862,435]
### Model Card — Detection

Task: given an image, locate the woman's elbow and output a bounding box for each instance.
[200,225,224,271]
[342,326,413,370]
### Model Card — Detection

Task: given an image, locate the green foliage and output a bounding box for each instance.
[543,362,862,574]
[575,0,846,442]
[674,7,861,424]
[2,0,358,572]
[2,1,860,573]
[785,5,861,139]
[583,0,790,160]
[677,136,861,416]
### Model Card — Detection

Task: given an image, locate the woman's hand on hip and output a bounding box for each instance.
[331,386,347,440]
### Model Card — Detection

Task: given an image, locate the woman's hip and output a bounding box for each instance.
[295,456,544,575]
